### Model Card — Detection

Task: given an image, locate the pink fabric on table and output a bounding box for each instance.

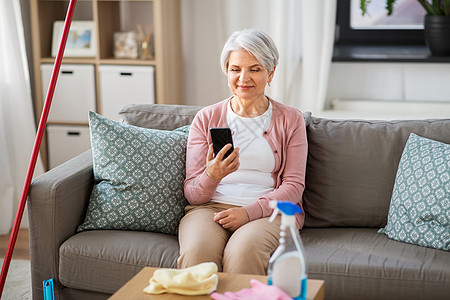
[210,279,292,300]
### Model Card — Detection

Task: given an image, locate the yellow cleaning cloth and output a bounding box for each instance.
[143,262,219,295]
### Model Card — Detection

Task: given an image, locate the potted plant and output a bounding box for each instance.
[360,0,450,56]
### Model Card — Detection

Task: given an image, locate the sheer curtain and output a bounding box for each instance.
[181,0,337,115]
[300,0,337,113]
[0,0,44,233]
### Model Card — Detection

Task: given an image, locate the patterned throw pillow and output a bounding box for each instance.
[77,111,189,235]
[378,133,450,251]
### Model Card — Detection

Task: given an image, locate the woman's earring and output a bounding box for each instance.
[267,82,271,87]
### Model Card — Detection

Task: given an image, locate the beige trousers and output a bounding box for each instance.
[177,202,281,275]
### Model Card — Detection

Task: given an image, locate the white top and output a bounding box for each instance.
[210,101,275,206]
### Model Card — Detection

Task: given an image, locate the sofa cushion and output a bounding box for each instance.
[59,230,179,294]
[302,227,450,300]
[118,103,203,130]
[303,117,450,228]
[378,133,450,250]
[77,112,189,235]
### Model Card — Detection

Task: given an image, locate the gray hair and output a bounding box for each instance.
[220,28,279,75]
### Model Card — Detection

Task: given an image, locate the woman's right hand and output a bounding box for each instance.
[205,143,240,181]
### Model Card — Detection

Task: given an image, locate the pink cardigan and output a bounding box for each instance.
[184,97,308,228]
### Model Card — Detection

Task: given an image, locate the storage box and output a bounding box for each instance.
[40,64,96,123]
[47,125,91,169]
[99,65,155,120]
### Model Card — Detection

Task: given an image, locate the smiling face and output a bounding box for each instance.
[227,49,275,103]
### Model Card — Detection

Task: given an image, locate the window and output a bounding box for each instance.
[351,0,425,30]
[336,0,426,45]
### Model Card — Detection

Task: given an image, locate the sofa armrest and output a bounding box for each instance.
[27,150,93,299]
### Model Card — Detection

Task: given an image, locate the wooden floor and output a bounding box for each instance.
[0,229,30,260]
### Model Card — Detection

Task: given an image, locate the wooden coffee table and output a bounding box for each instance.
[109,267,324,300]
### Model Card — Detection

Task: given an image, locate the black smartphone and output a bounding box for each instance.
[210,127,234,159]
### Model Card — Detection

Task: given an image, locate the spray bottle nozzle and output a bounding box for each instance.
[269,201,279,223]
[269,201,303,223]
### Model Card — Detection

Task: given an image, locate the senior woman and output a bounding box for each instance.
[178,28,308,275]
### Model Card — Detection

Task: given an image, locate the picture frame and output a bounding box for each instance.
[52,21,97,57]
[113,31,139,59]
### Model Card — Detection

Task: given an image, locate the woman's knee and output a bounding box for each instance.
[178,216,230,270]
[222,241,267,274]
[178,245,224,270]
[222,218,280,274]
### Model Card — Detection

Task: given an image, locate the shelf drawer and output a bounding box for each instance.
[40,64,96,123]
[47,125,91,169]
[99,65,155,120]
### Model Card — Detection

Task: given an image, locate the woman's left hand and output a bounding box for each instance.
[213,207,249,231]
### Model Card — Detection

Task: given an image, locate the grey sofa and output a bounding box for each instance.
[28,104,450,300]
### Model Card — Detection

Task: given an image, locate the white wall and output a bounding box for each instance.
[324,62,450,118]
[326,62,450,104]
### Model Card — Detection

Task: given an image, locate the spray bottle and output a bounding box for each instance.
[267,201,307,300]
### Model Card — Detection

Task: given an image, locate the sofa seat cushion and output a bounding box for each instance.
[59,230,179,294]
[302,228,450,300]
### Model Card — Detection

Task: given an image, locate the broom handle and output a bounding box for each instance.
[0,0,78,295]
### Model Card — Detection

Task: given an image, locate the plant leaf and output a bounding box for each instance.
[443,0,450,16]
[418,0,443,15]
[386,0,396,15]
[432,0,440,9]
[360,0,369,16]
[432,0,445,15]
